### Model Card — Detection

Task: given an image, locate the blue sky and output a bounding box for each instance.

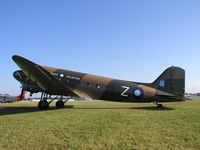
[1,0,200,95]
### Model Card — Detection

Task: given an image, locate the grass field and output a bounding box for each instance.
[0,99,200,150]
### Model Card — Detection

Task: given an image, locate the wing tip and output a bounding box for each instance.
[12,55,21,62]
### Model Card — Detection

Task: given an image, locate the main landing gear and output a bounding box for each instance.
[56,100,64,108]
[38,98,49,110]
[38,93,69,110]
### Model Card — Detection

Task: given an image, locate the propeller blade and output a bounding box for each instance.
[20,88,25,101]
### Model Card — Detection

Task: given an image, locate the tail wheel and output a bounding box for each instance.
[157,104,163,108]
[56,100,64,108]
[153,101,164,108]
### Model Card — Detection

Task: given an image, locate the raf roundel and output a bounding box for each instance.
[132,87,144,98]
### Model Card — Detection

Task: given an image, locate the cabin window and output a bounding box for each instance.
[86,82,91,87]
[96,84,101,88]
[60,74,64,78]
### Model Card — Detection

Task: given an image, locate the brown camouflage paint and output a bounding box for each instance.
[13,55,185,103]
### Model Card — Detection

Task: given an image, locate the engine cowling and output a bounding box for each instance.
[13,70,42,93]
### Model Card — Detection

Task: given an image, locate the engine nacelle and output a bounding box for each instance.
[13,70,42,94]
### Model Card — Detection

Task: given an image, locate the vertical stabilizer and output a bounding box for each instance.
[151,66,185,96]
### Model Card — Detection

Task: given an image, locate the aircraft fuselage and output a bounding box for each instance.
[12,55,185,110]
[14,66,184,103]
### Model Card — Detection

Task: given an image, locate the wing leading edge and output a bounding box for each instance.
[12,55,79,97]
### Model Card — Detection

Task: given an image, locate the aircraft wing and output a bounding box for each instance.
[155,89,186,102]
[12,55,79,97]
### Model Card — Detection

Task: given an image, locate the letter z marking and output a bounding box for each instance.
[121,86,130,97]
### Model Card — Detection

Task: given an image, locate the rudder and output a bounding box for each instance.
[151,66,185,96]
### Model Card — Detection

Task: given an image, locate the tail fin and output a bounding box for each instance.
[151,66,185,96]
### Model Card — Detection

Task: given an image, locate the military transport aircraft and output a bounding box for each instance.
[12,55,185,110]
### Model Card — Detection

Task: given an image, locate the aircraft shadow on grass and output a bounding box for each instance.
[131,106,174,111]
[72,106,174,111]
[0,105,173,116]
[0,105,74,116]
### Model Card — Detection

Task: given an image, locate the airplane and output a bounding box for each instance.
[12,55,186,110]
[0,94,16,103]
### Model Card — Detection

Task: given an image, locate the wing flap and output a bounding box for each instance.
[12,55,79,97]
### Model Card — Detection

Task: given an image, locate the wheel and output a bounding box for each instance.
[157,104,163,108]
[38,100,49,110]
[56,100,64,108]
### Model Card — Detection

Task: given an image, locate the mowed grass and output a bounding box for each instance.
[0,99,200,150]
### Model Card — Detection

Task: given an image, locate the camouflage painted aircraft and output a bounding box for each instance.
[13,55,185,110]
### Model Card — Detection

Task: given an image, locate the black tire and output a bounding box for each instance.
[56,100,64,108]
[157,104,163,108]
[38,100,49,110]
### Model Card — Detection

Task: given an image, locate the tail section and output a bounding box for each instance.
[151,66,185,96]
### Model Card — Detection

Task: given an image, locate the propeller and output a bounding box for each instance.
[19,88,25,101]
[19,76,30,101]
